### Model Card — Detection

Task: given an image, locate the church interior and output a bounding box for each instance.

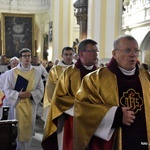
[0,0,149,68]
[0,0,150,149]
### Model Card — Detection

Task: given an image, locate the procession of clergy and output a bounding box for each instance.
[0,35,150,150]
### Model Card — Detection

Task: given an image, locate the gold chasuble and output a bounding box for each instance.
[42,62,73,122]
[42,59,97,149]
[74,68,150,150]
[43,65,81,141]
[43,66,64,109]
[14,68,35,142]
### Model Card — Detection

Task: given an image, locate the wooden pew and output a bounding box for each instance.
[0,120,18,150]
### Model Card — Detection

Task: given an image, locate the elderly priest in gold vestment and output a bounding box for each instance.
[74,35,150,150]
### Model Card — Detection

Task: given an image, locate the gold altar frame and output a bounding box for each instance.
[1,13,35,58]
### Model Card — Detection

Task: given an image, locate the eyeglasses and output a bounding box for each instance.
[22,55,31,58]
[116,48,141,56]
[63,54,73,56]
[82,50,99,53]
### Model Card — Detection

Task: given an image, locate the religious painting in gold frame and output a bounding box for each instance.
[1,13,35,58]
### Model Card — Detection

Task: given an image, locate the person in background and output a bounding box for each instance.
[45,61,54,73]
[0,56,20,106]
[42,39,98,150]
[10,56,20,68]
[4,48,44,150]
[95,58,99,68]
[0,56,20,88]
[32,55,49,118]
[42,60,48,68]
[140,63,149,72]
[54,59,59,65]
[0,55,9,74]
[0,55,9,65]
[41,46,74,122]
[32,55,48,86]
[99,63,104,68]
[73,52,79,63]
[74,35,150,150]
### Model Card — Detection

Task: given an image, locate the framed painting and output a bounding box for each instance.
[1,13,35,58]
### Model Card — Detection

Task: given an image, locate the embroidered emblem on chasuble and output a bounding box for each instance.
[120,89,143,114]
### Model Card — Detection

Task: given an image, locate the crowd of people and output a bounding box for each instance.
[0,35,150,150]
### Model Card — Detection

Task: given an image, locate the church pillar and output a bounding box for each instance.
[50,0,75,61]
[87,0,123,58]
[73,0,88,40]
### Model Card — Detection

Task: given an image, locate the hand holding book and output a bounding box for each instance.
[14,75,28,92]
[18,91,32,99]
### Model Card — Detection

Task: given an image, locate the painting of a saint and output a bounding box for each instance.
[2,13,35,58]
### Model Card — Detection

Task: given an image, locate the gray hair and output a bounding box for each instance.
[10,56,20,63]
[113,35,138,50]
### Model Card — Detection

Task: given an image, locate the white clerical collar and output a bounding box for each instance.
[21,62,31,69]
[58,60,73,67]
[118,66,136,75]
[83,65,94,70]
[18,63,32,71]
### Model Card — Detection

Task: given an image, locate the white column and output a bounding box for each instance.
[88,0,122,59]
[51,0,75,62]
[51,0,60,62]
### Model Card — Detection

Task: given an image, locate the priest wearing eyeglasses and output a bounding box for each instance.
[42,39,98,150]
[4,48,44,150]
[74,35,150,150]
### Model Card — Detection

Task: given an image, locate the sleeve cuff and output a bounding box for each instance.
[111,106,123,128]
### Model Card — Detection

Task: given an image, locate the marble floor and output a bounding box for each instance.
[30,102,45,150]
[30,117,44,150]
